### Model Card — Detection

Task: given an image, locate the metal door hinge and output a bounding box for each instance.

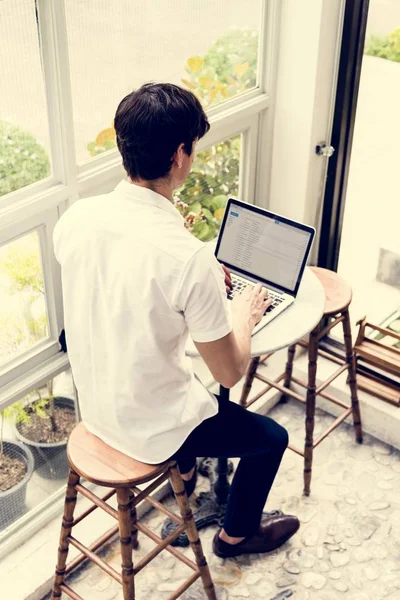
[315,143,335,157]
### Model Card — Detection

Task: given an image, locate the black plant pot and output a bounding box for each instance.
[15,397,76,480]
[0,440,34,531]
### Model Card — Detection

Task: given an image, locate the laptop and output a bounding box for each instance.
[215,198,315,335]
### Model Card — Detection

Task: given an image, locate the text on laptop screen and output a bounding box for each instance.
[217,204,312,293]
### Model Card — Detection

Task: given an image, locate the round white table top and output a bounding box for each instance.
[186,267,325,357]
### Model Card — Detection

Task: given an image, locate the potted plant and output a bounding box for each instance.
[14,382,76,480]
[0,404,35,531]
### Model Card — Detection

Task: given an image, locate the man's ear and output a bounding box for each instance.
[173,143,185,169]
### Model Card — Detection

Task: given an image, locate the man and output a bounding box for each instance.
[54,83,299,559]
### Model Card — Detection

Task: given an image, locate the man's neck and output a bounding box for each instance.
[129,177,173,202]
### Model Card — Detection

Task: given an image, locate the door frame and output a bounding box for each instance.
[317,0,370,271]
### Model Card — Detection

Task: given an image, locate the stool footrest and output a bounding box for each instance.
[315,363,349,395]
[75,484,118,520]
[131,470,170,507]
[291,377,349,409]
[59,583,85,600]
[166,571,201,600]
[131,487,181,524]
[288,443,304,457]
[136,521,198,571]
[134,522,186,574]
[317,315,344,340]
[68,535,122,584]
[72,489,116,527]
[65,524,119,576]
[313,408,352,448]
[256,373,305,403]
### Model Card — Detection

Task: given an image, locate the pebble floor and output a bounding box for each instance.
[45,399,400,600]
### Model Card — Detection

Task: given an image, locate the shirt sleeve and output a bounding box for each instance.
[175,245,233,343]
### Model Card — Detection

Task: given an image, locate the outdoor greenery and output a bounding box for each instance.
[182,28,258,108]
[0,233,47,364]
[365,27,400,63]
[0,403,29,458]
[86,29,257,240]
[0,121,50,197]
[173,136,240,241]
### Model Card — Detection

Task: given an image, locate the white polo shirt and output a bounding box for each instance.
[53,180,233,463]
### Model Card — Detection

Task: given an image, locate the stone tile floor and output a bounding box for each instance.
[45,399,400,600]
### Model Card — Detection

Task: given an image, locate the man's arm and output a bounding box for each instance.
[194,284,271,388]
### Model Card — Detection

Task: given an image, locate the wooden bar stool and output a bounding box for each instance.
[239,267,363,496]
[51,423,217,600]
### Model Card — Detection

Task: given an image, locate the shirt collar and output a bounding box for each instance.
[115,180,184,225]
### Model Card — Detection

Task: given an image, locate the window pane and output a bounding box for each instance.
[65,1,261,163]
[174,135,241,241]
[0,232,49,366]
[0,372,76,532]
[0,0,51,197]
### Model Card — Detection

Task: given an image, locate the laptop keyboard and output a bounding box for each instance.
[227,274,284,314]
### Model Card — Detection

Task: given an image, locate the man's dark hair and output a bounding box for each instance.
[114,83,210,181]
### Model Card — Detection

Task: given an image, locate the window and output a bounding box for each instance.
[0,0,52,197]
[0,371,76,533]
[175,135,241,241]
[65,0,262,164]
[0,232,49,367]
[0,0,278,549]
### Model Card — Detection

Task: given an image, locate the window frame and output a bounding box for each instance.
[0,0,281,550]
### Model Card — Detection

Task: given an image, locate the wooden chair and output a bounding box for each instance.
[240,267,363,496]
[354,316,400,406]
[51,423,217,600]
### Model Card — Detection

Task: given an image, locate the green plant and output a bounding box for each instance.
[87,29,257,240]
[0,233,47,363]
[173,136,240,241]
[0,121,50,197]
[182,29,258,108]
[0,403,30,457]
[87,124,116,157]
[365,27,400,63]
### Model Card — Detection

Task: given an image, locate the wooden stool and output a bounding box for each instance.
[239,267,363,496]
[51,423,217,600]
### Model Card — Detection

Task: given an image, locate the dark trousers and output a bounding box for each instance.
[172,395,289,537]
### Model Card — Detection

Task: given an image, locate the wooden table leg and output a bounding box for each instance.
[281,344,297,403]
[304,329,318,496]
[240,356,260,407]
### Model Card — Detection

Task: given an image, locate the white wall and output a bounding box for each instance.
[268,0,344,262]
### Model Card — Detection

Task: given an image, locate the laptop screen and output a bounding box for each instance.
[215,199,315,296]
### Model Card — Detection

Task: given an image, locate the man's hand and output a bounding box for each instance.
[220,264,232,293]
[231,283,272,329]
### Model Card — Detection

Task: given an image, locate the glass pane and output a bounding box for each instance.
[174,135,241,241]
[333,0,400,343]
[0,232,49,366]
[0,0,52,197]
[0,372,76,532]
[65,1,261,163]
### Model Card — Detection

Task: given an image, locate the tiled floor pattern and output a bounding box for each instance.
[44,399,400,600]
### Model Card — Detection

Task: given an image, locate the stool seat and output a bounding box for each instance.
[310,266,352,315]
[67,423,170,487]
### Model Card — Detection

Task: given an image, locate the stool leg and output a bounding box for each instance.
[51,469,80,599]
[281,344,297,403]
[169,464,217,600]
[240,356,260,406]
[342,309,363,444]
[117,488,135,600]
[129,491,139,550]
[304,328,318,496]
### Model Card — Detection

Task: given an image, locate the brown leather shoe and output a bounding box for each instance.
[213,513,300,558]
